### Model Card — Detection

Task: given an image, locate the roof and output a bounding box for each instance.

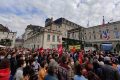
[26,24,43,31]
[26,24,44,35]
[15,38,24,42]
[87,21,120,29]
[54,17,81,28]
[45,17,82,28]
[0,24,10,32]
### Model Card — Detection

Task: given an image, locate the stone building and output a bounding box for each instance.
[23,18,82,49]
[0,24,16,48]
[23,17,120,51]
[45,18,80,38]
[84,21,120,51]
[68,21,120,51]
[23,24,62,49]
[45,17,82,48]
[15,38,24,48]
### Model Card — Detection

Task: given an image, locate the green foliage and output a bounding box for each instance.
[116,43,120,52]
[0,39,12,46]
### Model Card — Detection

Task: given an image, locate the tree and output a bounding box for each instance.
[116,43,120,52]
[93,44,98,50]
[0,39,12,46]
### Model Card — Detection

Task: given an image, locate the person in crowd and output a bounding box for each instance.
[57,55,73,80]
[23,66,30,80]
[0,59,10,80]
[45,59,58,80]
[30,57,40,80]
[14,59,26,80]
[0,51,6,61]
[1,47,120,80]
[100,56,120,80]
[87,71,101,80]
[67,58,75,80]
[38,60,48,80]
[31,54,40,75]
[74,64,88,80]
[10,52,18,80]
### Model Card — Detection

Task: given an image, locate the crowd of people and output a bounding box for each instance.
[0,47,120,80]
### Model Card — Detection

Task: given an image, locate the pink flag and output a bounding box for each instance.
[58,44,63,56]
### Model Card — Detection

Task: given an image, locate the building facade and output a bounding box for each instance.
[15,38,24,48]
[0,24,16,48]
[23,25,62,49]
[23,17,120,51]
[23,18,82,49]
[68,21,120,51]
[84,21,120,50]
[45,18,82,49]
[45,18,80,38]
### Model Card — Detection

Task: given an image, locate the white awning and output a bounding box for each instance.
[0,45,6,48]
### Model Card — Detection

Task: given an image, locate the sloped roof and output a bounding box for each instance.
[0,24,10,32]
[15,38,24,42]
[26,24,43,30]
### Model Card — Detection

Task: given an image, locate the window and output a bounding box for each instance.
[114,27,117,30]
[115,31,119,39]
[72,32,74,38]
[106,29,109,33]
[52,35,55,42]
[99,30,102,39]
[94,35,96,39]
[12,36,14,39]
[58,26,60,28]
[57,36,59,42]
[74,33,76,39]
[47,34,50,41]
[89,32,91,39]
[68,33,70,38]
[85,36,87,40]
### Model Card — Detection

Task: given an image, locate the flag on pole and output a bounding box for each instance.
[102,16,105,27]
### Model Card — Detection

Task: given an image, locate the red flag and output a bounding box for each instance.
[39,47,44,54]
[58,44,63,56]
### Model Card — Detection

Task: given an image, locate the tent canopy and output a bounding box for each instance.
[0,45,6,48]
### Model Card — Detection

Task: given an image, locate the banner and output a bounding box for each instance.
[69,45,81,50]
[102,30,110,40]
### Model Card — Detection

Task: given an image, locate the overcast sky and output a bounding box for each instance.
[0,0,120,37]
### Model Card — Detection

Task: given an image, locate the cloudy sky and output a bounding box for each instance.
[0,0,120,37]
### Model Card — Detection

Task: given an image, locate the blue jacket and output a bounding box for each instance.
[74,75,88,80]
[45,74,58,80]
